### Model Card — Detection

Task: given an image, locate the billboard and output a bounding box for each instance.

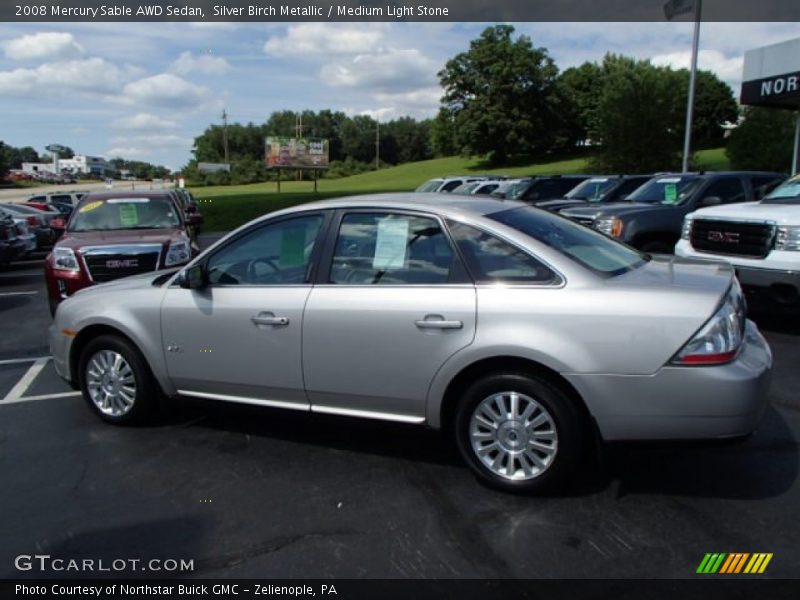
[266,137,329,169]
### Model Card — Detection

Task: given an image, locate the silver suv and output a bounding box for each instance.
[50,193,772,493]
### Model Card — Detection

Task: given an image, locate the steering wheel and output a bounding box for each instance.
[247,257,281,283]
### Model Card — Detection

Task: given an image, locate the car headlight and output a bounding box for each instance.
[53,247,80,273]
[681,217,694,240]
[671,281,746,365]
[776,226,800,251]
[165,241,191,266]
[595,217,624,238]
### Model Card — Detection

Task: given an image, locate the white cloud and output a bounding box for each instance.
[0,58,122,96]
[111,133,191,147]
[112,112,178,131]
[264,24,386,57]
[122,73,208,109]
[651,49,744,87]
[320,49,437,92]
[4,31,84,61]
[106,146,148,158]
[170,51,231,75]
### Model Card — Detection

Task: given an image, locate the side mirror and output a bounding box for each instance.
[50,218,66,229]
[187,213,204,226]
[185,204,197,214]
[699,195,721,207]
[180,263,207,290]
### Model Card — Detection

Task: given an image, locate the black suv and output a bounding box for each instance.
[560,171,786,253]
[535,175,654,213]
[492,175,590,202]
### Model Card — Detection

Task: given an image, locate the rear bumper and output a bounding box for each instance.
[565,320,772,441]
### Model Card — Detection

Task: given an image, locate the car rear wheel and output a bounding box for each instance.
[455,373,584,494]
[78,335,159,425]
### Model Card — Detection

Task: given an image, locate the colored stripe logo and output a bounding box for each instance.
[697,553,773,574]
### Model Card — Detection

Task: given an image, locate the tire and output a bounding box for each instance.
[639,240,673,254]
[78,334,160,425]
[454,372,584,494]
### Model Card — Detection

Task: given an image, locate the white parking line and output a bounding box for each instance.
[3,357,49,402]
[3,391,81,404]
[0,291,38,296]
[0,356,49,366]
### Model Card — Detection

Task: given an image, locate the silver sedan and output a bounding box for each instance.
[49,193,772,493]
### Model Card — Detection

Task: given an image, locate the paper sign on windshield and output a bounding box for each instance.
[107,197,150,204]
[664,183,678,203]
[119,204,138,226]
[373,219,409,269]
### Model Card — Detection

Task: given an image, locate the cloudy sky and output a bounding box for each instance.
[0,21,798,170]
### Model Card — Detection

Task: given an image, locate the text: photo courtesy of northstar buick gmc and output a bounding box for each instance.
[49,194,773,493]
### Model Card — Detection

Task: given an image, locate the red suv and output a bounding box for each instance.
[45,191,199,315]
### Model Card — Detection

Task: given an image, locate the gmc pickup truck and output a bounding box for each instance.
[676,174,800,312]
[561,171,785,253]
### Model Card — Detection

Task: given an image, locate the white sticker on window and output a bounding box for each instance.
[588,178,609,183]
[656,178,682,184]
[373,219,409,269]
[107,197,150,204]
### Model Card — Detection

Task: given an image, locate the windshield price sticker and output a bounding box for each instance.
[78,201,103,213]
[589,178,609,183]
[657,178,682,184]
[107,197,150,204]
[664,183,679,203]
[118,204,139,227]
[373,219,409,269]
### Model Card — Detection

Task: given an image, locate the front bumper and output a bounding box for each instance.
[675,240,800,308]
[566,320,772,441]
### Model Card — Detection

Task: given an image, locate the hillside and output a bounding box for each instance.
[194,148,730,231]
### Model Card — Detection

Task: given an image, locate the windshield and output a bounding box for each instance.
[626,176,702,205]
[502,180,532,199]
[452,182,480,195]
[416,180,442,193]
[565,178,617,201]
[69,197,181,232]
[489,206,646,277]
[763,176,800,203]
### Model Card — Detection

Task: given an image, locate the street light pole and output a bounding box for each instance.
[681,0,702,173]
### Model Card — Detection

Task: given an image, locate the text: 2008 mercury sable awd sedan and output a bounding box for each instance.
[49,194,772,493]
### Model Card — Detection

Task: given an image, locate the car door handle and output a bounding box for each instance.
[415,319,463,330]
[251,315,289,326]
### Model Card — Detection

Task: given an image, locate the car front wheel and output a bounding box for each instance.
[78,335,159,425]
[455,373,584,494]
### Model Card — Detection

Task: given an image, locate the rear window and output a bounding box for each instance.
[488,206,646,277]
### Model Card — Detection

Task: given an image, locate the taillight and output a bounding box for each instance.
[27,216,39,226]
[671,280,746,366]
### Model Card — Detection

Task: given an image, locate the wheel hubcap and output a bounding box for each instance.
[469,391,558,481]
[85,350,136,417]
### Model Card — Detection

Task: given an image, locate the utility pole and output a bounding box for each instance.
[681,0,702,173]
[222,108,229,164]
[375,119,380,170]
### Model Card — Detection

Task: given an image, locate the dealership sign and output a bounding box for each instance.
[265,137,329,169]
[741,37,800,109]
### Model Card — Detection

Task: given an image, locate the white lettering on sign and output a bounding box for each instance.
[761,75,800,97]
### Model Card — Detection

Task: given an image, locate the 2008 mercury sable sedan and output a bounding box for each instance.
[49,193,772,493]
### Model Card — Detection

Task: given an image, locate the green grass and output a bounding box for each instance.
[193,148,731,232]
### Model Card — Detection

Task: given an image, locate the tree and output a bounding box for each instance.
[726,107,796,172]
[438,25,563,164]
[0,141,8,179]
[590,56,686,173]
[557,62,604,144]
[684,70,739,150]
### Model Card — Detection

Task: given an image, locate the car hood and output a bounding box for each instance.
[688,201,800,225]
[535,198,591,211]
[71,268,180,298]
[56,229,187,251]
[561,202,672,220]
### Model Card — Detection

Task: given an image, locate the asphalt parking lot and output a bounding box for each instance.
[1,243,799,580]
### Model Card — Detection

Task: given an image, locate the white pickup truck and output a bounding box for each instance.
[676,175,800,311]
